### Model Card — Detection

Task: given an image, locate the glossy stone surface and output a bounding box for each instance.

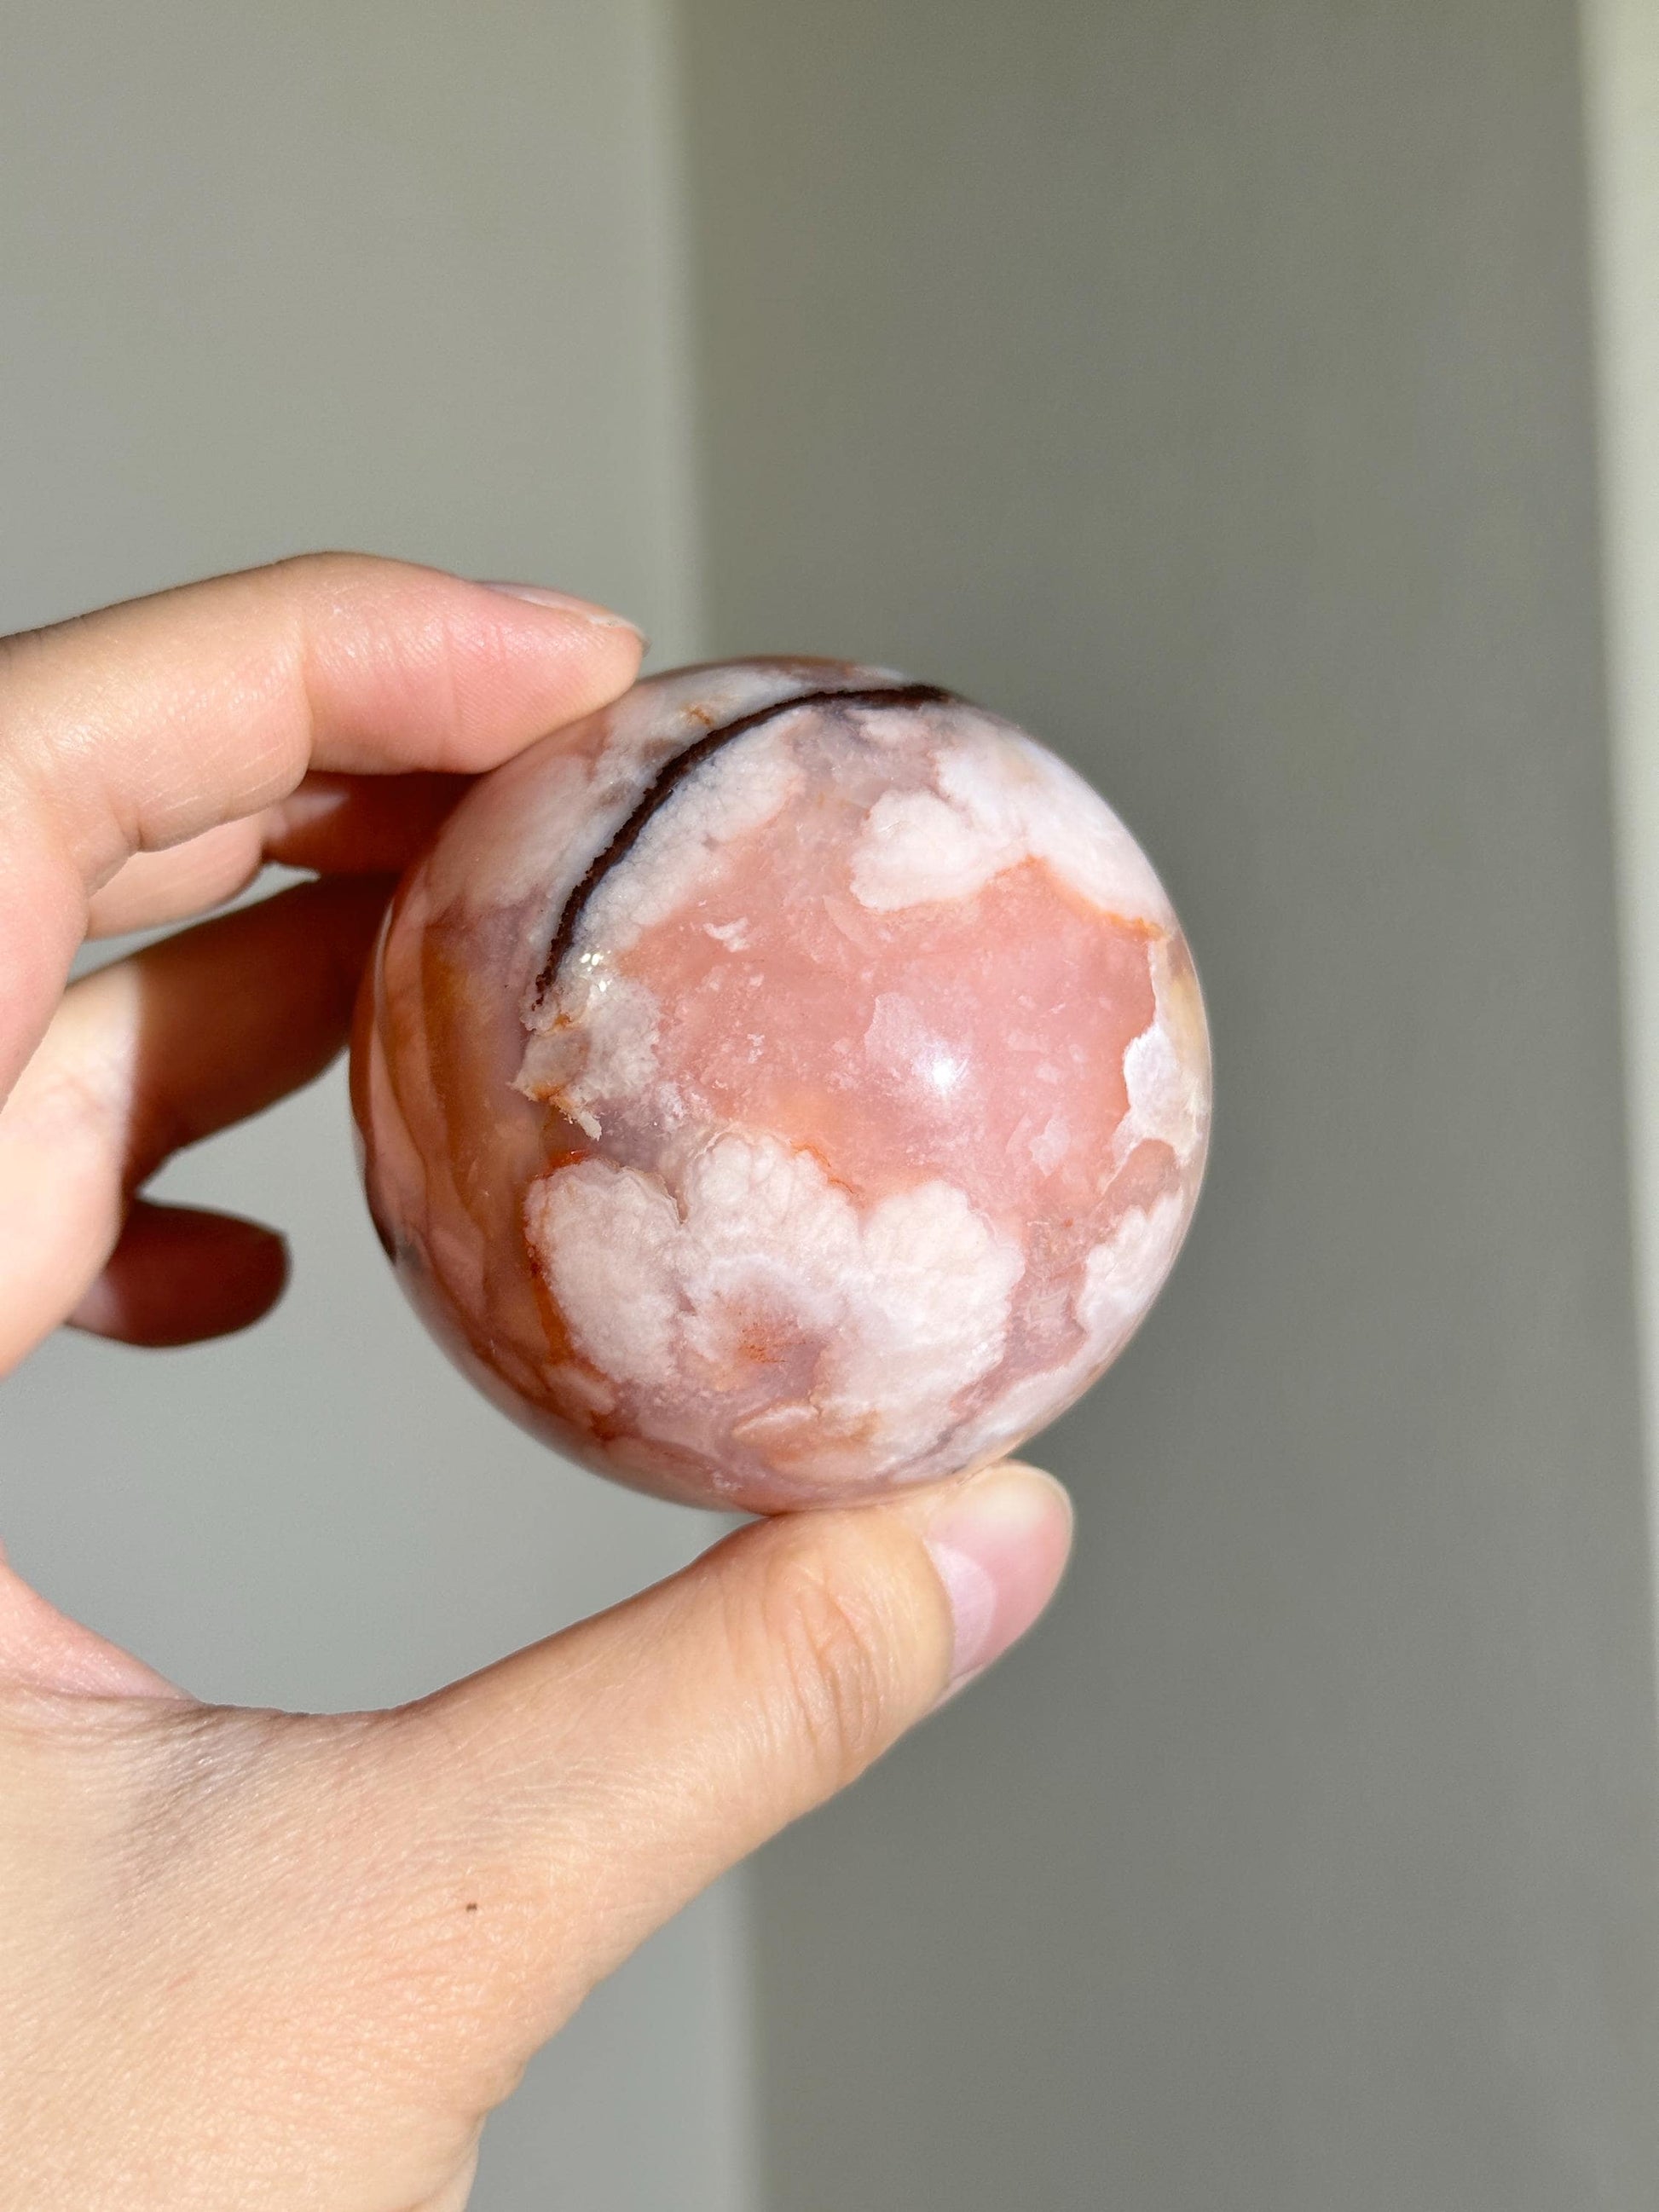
[352,660,1211,1510]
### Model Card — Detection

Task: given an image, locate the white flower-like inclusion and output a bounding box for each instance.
[848,725,1174,927]
[524,1131,1025,1477]
[516,970,661,1140]
[1113,938,1207,1171]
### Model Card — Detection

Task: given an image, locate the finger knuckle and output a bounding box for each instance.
[753,1537,899,1795]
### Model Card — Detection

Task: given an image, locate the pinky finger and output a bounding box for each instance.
[67,1198,290,1348]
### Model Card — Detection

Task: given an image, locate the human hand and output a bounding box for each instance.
[0,557,1073,2209]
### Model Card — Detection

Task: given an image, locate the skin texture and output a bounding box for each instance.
[358,663,1210,1511]
[0,557,1073,2209]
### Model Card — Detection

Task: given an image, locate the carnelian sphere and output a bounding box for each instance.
[352,659,1211,1510]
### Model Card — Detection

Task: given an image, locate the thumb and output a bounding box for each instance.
[379,1458,1072,2060]
[2,1461,1070,2202]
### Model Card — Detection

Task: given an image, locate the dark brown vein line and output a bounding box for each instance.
[532,681,954,1004]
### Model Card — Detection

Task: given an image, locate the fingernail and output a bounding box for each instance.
[476,580,646,644]
[924,1463,1073,1693]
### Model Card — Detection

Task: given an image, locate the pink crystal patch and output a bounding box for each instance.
[352,659,1211,1510]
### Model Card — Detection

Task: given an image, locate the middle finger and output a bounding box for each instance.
[85,771,471,936]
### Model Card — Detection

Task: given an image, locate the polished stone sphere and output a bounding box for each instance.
[352,659,1211,1510]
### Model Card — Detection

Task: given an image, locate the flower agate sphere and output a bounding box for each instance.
[353,660,1211,1511]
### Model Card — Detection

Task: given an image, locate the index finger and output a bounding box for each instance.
[0,554,643,1091]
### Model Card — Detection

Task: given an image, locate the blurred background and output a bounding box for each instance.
[4,3,1659,2207]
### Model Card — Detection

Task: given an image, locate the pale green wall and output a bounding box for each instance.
[679,3,1659,2204]
[1589,0,1659,1703]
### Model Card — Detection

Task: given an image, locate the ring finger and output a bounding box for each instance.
[0,875,391,1370]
